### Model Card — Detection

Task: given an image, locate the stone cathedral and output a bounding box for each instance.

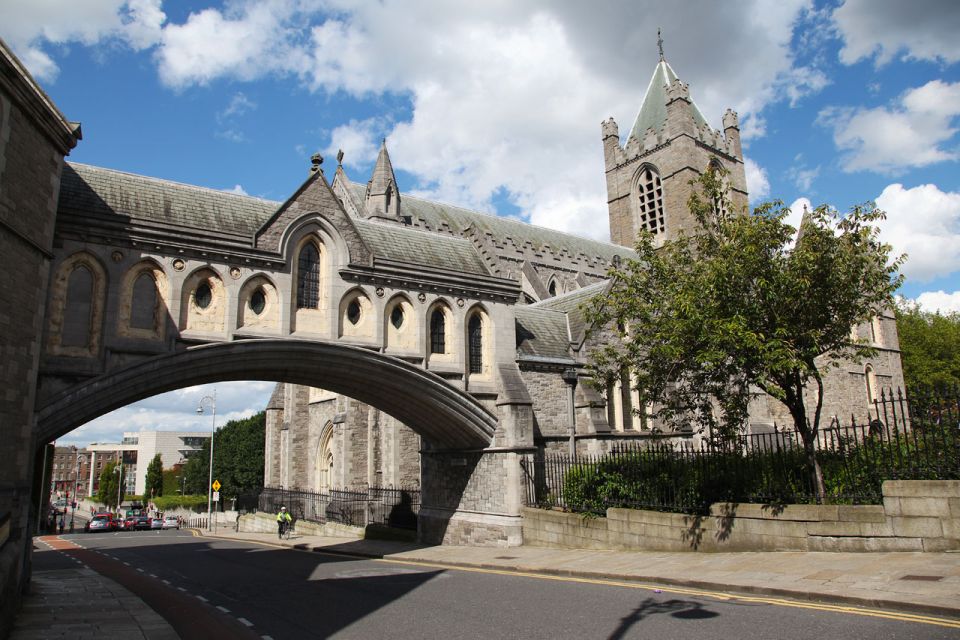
[262,52,905,494]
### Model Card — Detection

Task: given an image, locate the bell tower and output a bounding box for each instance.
[603,34,748,248]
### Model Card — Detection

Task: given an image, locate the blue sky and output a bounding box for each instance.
[4,0,958,446]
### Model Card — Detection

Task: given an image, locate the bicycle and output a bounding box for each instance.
[278,519,293,540]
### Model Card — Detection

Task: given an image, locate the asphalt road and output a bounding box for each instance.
[52,530,959,640]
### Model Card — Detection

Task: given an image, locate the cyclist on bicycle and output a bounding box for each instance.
[276,506,292,539]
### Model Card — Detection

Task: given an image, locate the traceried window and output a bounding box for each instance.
[708,160,730,220]
[430,308,446,354]
[635,166,665,235]
[297,243,321,309]
[468,314,483,374]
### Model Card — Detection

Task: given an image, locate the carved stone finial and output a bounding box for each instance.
[310,152,323,175]
[336,149,344,166]
[657,28,664,61]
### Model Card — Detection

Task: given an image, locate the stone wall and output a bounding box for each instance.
[522,480,960,553]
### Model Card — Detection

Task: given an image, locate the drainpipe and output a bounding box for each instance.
[562,369,579,456]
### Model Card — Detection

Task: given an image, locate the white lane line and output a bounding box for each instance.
[196,595,208,602]
[149,573,157,578]
[123,562,130,566]
[177,587,187,592]
[262,636,274,639]
[216,606,230,613]
[237,618,254,627]
[136,568,144,573]
[162,579,171,585]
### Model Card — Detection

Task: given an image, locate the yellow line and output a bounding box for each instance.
[207,535,960,629]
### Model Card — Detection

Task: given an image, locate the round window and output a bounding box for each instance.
[347,299,362,325]
[195,282,212,309]
[390,305,404,329]
[250,289,266,315]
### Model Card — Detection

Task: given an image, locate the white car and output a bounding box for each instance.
[162,515,180,530]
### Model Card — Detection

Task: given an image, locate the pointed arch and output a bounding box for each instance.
[47,251,107,358]
[632,163,665,236]
[339,287,374,340]
[426,299,456,368]
[118,259,168,341]
[179,267,226,334]
[384,293,416,352]
[238,273,280,332]
[464,304,492,380]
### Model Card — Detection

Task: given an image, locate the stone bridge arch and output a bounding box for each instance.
[35,339,497,449]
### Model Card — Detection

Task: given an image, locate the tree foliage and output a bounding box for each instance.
[586,169,904,499]
[895,303,960,392]
[181,411,266,500]
[145,453,164,498]
[96,461,121,508]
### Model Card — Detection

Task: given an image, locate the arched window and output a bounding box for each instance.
[130,272,157,329]
[865,365,878,404]
[62,266,93,347]
[430,308,446,354]
[708,160,730,220]
[636,166,665,235]
[871,316,883,346]
[548,280,557,297]
[385,185,392,210]
[297,243,321,309]
[468,314,483,374]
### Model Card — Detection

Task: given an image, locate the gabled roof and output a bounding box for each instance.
[515,306,573,361]
[532,280,610,344]
[628,59,709,142]
[59,162,279,237]
[344,180,629,264]
[353,218,489,275]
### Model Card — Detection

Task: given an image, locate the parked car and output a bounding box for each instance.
[150,517,164,530]
[85,515,115,532]
[161,515,180,530]
[133,516,152,531]
[122,516,137,530]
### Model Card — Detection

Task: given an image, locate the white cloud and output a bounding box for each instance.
[874,183,960,282]
[832,0,960,66]
[818,80,960,174]
[6,1,824,240]
[323,118,386,170]
[744,157,771,203]
[787,158,820,192]
[219,92,257,121]
[222,184,249,195]
[0,0,165,81]
[914,290,960,314]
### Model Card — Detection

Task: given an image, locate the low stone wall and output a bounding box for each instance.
[523,480,960,552]
[238,512,363,539]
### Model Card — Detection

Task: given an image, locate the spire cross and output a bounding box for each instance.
[657,28,664,61]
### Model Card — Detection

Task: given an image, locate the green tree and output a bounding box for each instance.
[97,462,121,508]
[587,170,904,501]
[180,411,265,501]
[896,303,960,392]
[144,453,164,498]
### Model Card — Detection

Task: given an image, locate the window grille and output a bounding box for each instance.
[636,167,665,235]
[430,309,446,354]
[297,243,321,309]
[468,314,483,374]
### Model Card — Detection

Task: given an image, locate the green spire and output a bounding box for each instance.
[627,58,709,143]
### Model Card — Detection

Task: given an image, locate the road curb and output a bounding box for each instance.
[193,530,960,621]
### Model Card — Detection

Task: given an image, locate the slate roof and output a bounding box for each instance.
[629,59,709,142]
[515,306,572,360]
[345,181,629,263]
[353,218,490,275]
[59,163,279,236]
[533,280,611,343]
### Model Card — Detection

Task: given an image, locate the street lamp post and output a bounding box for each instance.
[70,454,81,533]
[197,389,217,532]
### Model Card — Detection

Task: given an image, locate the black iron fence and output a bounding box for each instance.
[523,387,960,515]
[256,486,420,530]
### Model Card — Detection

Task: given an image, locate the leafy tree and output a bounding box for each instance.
[145,453,164,498]
[97,461,121,508]
[180,412,266,501]
[896,303,960,392]
[586,170,904,501]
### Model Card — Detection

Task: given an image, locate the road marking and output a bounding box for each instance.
[196,595,208,602]
[162,579,171,585]
[177,587,187,592]
[123,562,130,566]
[149,573,157,578]
[237,618,254,627]
[136,568,144,573]
[262,636,274,640]
[373,558,960,630]
[216,606,230,613]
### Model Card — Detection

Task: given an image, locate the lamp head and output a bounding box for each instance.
[196,406,203,414]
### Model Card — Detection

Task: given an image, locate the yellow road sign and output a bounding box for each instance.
[212,480,221,491]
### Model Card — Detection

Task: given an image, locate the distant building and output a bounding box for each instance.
[82,431,209,497]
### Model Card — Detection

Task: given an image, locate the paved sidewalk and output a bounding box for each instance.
[10,540,178,639]
[200,528,960,619]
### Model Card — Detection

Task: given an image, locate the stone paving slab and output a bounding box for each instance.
[200,529,960,619]
[9,567,179,640]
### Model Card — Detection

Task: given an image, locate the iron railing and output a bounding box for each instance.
[523,387,960,514]
[257,486,420,530]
